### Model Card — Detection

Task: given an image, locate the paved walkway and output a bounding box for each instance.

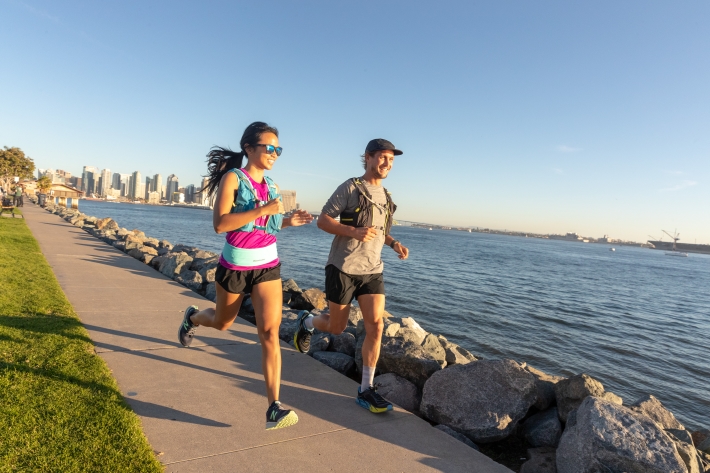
[23,203,511,473]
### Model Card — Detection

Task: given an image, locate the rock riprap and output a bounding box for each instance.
[556,396,687,473]
[420,359,537,443]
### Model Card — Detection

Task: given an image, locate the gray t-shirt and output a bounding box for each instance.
[321,178,388,275]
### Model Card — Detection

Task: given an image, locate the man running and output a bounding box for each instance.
[293,138,409,413]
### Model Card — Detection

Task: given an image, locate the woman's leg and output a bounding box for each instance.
[191,283,244,330]
[250,278,283,405]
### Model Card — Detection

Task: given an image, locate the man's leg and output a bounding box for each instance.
[311,303,350,335]
[357,294,385,388]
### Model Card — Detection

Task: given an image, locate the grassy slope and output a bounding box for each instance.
[0,217,162,472]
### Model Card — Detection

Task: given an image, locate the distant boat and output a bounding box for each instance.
[662,229,689,257]
[610,248,616,252]
[428,227,432,231]
[468,229,472,233]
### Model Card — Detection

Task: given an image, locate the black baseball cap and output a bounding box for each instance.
[365,138,403,156]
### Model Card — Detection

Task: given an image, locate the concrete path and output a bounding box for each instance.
[23,203,511,473]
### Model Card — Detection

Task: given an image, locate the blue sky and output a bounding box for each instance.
[1,1,708,242]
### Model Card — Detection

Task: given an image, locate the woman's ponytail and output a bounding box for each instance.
[202,147,244,197]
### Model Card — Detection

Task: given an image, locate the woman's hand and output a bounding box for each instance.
[261,198,285,216]
[284,209,314,227]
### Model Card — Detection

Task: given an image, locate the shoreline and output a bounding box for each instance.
[33,196,710,472]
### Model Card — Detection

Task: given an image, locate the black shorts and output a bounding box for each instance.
[325,264,385,305]
[215,263,281,294]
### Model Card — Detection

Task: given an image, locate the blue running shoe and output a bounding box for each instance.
[356,385,393,413]
[293,310,314,353]
[178,305,198,347]
[266,401,299,430]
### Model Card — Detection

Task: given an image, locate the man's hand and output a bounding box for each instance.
[353,226,379,242]
[393,242,409,260]
[261,198,285,216]
[288,209,314,227]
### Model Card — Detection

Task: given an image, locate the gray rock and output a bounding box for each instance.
[343,326,358,338]
[437,335,477,366]
[692,429,710,450]
[373,373,421,413]
[289,288,327,311]
[554,373,605,423]
[523,407,562,448]
[112,241,126,252]
[128,248,147,261]
[348,305,363,326]
[101,234,118,245]
[312,351,355,375]
[420,333,447,368]
[204,282,217,302]
[282,278,301,294]
[629,394,685,430]
[396,327,427,345]
[128,229,145,238]
[556,396,686,473]
[193,250,216,259]
[699,437,710,455]
[279,319,298,343]
[150,255,168,270]
[384,322,401,338]
[176,270,203,292]
[116,228,130,237]
[525,364,564,411]
[308,333,331,354]
[124,235,145,250]
[434,425,479,450]
[330,332,356,357]
[158,239,173,249]
[95,217,119,231]
[602,391,623,406]
[520,447,557,473]
[199,265,217,284]
[172,244,200,255]
[191,256,219,271]
[421,359,537,443]
[666,429,703,473]
[160,254,193,278]
[377,337,443,389]
[157,247,170,256]
[142,237,160,249]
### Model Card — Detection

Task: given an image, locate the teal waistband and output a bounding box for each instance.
[221,242,278,267]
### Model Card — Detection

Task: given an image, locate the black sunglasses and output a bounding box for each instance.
[254,144,283,156]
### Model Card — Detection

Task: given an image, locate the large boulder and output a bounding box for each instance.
[124,235,145,251]
[312,351,355,376]
[127,246,157,263]
[112,241,127,252]
[282,278,301,294]
[434,425,479,451]
[556,397,687,473]
[692,429,710,451]
[348,305,363,326]
[629,394,685,430]
[289,288,327,311]
[191,256,219,271]
[330,332,356,357]
[199,265,217,284]
[160,254,193,278]
[520,447,557,473]
[523,407,562,448]
[204,282,217,302]
[158,239,173,249]
[420,359,537,443]
[420,334,447,368]
[150,255,168,270]
[554,373,606,423]
[95,218,119,231]
[142,237,160,249]
[176,269,203,292]
[376,337,443,389]
[666,429,703,473]
[308,333,331,354]
[525,364,563,411]
[437,335,477,366]
[373,373,420,413]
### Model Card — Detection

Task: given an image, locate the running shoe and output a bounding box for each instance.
[265,401,299,430]
[178,305,198,347]
[356,385,393,413]
[293,310,314,353]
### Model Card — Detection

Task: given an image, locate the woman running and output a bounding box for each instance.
[177,121,313,430]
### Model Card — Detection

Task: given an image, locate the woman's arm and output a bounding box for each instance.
[212,172,283,234]
[283,209,314,228]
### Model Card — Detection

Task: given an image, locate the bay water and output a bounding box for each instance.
[78,200,710,430]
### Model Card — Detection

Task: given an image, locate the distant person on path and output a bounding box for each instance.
[177,121,314,430]
[14,186,23,207]
[293,138,409,413]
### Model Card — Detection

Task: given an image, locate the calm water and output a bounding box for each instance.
[80,201,710,430]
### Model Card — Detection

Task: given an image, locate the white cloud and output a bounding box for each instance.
[660,180,698,192]
[557,145,582,153]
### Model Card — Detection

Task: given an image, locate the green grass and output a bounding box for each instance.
[0,217,162,472]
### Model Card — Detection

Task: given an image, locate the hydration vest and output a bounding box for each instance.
[229,168,282,234]
[339,177,397,236]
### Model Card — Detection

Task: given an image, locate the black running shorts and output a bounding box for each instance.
[215,263,281,294]
[325,264,385,305]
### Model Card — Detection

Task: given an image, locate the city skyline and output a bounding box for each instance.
[2,2,708,243]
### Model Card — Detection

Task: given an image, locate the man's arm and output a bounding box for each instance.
[384,234,409,260]
[317,213,379,242]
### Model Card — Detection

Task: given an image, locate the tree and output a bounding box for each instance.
[0,147,35,191]
[37,175,52,193]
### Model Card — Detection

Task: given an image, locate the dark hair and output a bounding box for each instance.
[202,121,279,197]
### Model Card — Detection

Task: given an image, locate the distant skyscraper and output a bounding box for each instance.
[197,177,214,207]
[185,184,195,203]
[111,172,122,190]
[120,174,130,196]
[128,171,142,200]
[100,169,111,196]
[152,174,163,199]
[145,176,152,200]
[281,190,297,213]
[166,174,179,201]
[82,166,99,194]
